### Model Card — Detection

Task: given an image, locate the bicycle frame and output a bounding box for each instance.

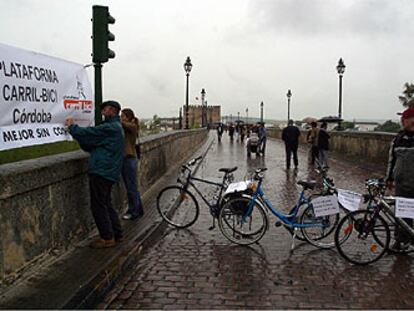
[378,198,414,239]
[186,176,225,209]
[245,178,327,229]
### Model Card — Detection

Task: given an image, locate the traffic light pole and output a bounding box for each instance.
[94,63,103,125]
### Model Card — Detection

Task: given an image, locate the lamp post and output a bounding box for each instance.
[246,107,249,124]
[336,58,345,130]
[179,107,182,129]
[260,101,264,123]
[286,89,292,123]
[205,100,209,126]
[201,88,206,127]
[184,56,192,129]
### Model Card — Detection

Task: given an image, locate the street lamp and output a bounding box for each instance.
[184,56,192,129]
[336,58,345,130]
[246,107,249,124]
[286,89,292,123]
[179,107,182,129]
[201,88,206,127]
[205,100,209,126]
[260,101,264,123]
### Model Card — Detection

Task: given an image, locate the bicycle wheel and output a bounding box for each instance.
[157,185,199,228]
[218,196,268,245]
[300,204,340,249]
[335,210,390,265]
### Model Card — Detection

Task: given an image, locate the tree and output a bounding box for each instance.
[398,82,414,107]
[375,120,401,133]
[333,121,355,131]
[150,114,161,130]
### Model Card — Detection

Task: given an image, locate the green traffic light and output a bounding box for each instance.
[92,5,115,63]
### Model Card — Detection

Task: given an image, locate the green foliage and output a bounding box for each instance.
[333,121,355,131]
[399,82,414,108]
[375,120,401,133]
[0,141,80,165]
[150,114,161,129]
[342,121,355,130]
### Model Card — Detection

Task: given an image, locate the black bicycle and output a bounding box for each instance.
[335,178,414,265]
[157,155,237,229]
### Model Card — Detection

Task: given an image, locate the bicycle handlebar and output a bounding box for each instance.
[188,155,203,166]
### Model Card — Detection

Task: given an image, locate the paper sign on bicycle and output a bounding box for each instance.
[225,181,249,195]
[337,189,362,211]
[395,197,414,219]
[312,195,339,217]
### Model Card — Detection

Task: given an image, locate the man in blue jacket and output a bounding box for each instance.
[65,100,124,248]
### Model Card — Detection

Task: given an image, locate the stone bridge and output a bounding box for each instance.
[1,129,412,309]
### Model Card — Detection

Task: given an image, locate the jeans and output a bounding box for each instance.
[121,156,144,217]
[259,137,267,154]
[318,149,329,168]
[89,174,123,240]
[285,144,298,168]
[310,145,319,165]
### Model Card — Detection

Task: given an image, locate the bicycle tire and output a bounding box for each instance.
[157,185,199,228]
[335,210,390,265]
[300,204,340,249]
[218,196,268,246]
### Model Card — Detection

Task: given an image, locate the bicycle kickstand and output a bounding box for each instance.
[290,228,298,253]
[208,218,216,231]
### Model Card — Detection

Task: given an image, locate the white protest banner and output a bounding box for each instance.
[0,43,93,151]
[337,189,362,211]
[396,197,414,219]
[312,195,339,217]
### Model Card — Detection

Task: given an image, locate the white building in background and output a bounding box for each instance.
[354,121,379,132]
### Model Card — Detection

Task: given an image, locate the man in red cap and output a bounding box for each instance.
[386,107,414,250]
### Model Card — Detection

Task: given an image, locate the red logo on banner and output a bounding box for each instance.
[63,99,92,110]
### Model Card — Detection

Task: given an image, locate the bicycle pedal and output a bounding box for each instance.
[275,221,282,227]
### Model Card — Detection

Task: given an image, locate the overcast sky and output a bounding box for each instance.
[1,0,413,120]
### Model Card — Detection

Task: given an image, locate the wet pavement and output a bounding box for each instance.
[97,132,414,309]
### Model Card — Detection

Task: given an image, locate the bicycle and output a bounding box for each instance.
[335,178,414,265]
[156,155,237,229]
[218,167,345,250]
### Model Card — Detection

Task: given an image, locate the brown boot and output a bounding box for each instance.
[89,238,116,249]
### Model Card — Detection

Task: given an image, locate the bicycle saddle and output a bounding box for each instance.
[297,180,317,190]
[255,167,267,174]
[219,167,237,173]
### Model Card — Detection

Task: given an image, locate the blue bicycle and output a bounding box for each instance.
[218,167,343,250]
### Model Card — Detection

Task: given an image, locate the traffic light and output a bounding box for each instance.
[92,5,115,63]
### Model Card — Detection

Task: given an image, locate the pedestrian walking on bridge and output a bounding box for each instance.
[282,120,300,169]
[65,100,124,248]
[317,122,330,169]
[228,124,235,141]
[258,122,267,155]
[306,121,319,165]
[217,123,224,142]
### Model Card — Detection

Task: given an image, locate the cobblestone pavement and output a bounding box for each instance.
[98,132,414,309]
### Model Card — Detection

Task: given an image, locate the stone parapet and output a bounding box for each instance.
[267,128,394,166]
[0,129,207,280]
